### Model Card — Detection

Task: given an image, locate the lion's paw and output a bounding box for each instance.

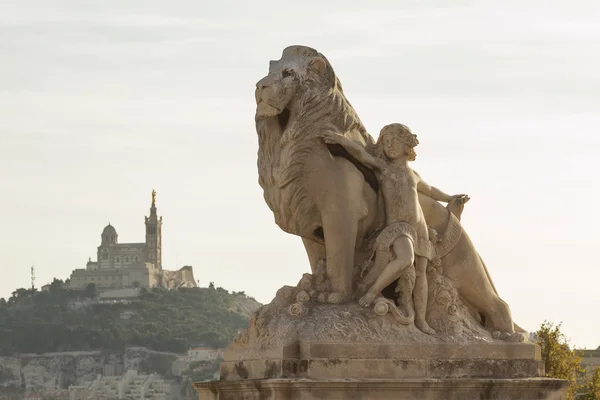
[507,332,526,343]
[492,331,511,340]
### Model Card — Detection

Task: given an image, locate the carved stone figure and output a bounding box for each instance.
[193,45,569,399]
[321,125,467,335]
[254,45,517,337]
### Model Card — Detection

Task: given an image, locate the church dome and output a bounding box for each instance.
[101,224,118,245]
[102,224,117,235]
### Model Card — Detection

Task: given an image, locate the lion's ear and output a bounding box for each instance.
[308,57,327,76]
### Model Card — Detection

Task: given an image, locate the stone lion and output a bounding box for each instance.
[254,45,517,336]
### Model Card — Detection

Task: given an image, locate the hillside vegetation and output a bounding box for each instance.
[0,281,261,355]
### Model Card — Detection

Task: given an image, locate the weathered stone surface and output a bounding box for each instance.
[195,44,570,400]
[221,342,543,380]
[219,357,542,380]
[303,342,541,360]
[194,378,568,400]
[226,301,523,363]
[426,359,543,379]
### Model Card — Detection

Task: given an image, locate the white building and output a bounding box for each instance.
[186,347,223,362]
[68,370,172,400]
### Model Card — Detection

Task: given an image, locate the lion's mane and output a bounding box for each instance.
[256,46,374,237]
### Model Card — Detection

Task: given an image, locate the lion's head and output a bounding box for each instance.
[255,45,373,148]
[255,46,337,120]
[254,47,381,237]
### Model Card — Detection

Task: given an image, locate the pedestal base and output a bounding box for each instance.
[197,342,567,399]
[194,378,568,400]
[220,342,545,380]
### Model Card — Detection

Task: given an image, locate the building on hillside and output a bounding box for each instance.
[186,347,224,362]
[68,190,163,290]
[170,359,188,377]
[67,191,197,292]
[24,390,69,400]
[171,348,224,376]
[66,191,196,292]
[68,370,172,400]
[581,348,600,373]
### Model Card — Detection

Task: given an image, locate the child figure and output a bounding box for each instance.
[322,123,468,335]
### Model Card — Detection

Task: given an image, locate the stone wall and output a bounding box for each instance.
[69,263,160,290]
[581,349,600,373]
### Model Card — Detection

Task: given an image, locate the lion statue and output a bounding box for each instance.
[254,45,518,337]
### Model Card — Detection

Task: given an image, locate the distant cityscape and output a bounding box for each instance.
[1,191,231,400]
[19,347,223,400]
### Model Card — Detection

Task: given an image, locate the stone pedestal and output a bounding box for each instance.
[194,378,567,400]
[194,342,568,399]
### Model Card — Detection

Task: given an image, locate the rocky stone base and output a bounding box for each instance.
[229,295,527,363]
[194,377,568,400]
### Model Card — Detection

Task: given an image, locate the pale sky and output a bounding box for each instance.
[1,1,599,348]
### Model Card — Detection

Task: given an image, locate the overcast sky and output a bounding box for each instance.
[1,0,599,348]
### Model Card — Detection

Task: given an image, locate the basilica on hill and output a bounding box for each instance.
[68,191,197,290]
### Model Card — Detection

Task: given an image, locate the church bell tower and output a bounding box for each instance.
[145,189,162,270]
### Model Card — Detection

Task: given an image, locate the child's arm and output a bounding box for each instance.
[415,171,468,203]
[321,132,383,170]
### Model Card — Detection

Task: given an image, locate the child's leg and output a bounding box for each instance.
[413,256,435,335]
[359,237,414,307]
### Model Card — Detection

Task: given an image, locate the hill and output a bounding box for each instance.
[0,282,261,356]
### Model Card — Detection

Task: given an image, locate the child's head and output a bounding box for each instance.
[375,123,419,161]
